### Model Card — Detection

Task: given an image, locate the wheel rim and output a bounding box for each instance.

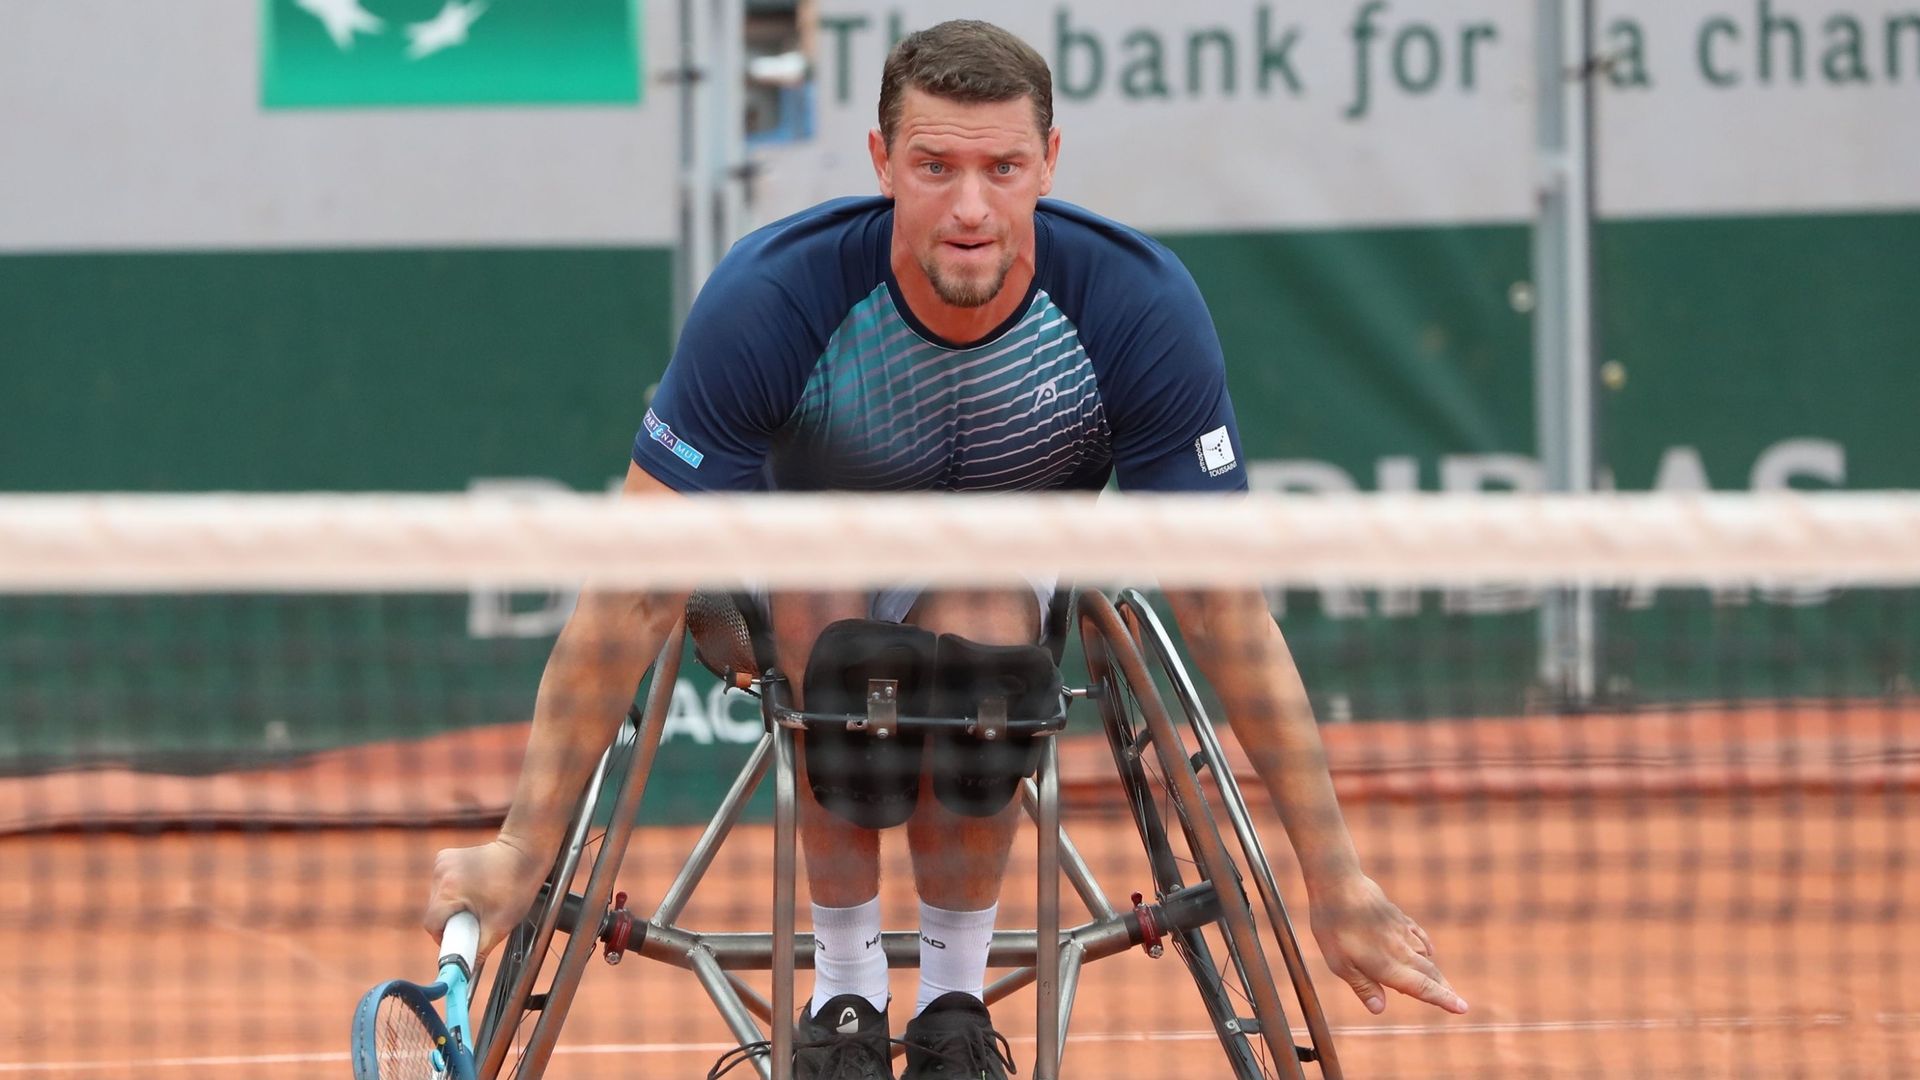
[1088,613,1265,1075]
[473,622,683,1079]
[1080,591,1307,1080]
[475,724,634,1079]
[1117,590,1342,1079]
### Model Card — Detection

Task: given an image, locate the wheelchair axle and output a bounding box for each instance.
[586,882,1225,972]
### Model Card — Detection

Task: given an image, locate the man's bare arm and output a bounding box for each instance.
[1164,587,1466,1015]
[425,462,690,952]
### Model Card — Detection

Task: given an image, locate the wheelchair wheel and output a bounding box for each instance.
[1079,591,1327,1080]
[473,620,684,1080]
[1115,590,1342,1078]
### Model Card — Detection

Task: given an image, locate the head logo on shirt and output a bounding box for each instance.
[1195,426,1237,477]
[644,408,705,469]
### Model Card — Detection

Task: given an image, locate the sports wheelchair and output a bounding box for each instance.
[467,588,1341,1080]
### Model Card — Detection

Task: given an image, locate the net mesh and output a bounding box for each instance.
[2,492,1915,1080]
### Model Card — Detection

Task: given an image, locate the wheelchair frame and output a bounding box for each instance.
[470,589,1340,1080]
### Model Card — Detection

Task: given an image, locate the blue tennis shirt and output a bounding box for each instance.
[632,196,1247,495]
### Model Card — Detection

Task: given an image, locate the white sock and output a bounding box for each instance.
[809,897,888,1015]
[915,900,999,1016]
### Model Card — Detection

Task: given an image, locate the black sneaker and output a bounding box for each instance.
[706,994,896,1080]
[900,993,1016,1079]
[797,994,897,1080]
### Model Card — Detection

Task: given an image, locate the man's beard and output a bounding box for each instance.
[922,245,1016,309]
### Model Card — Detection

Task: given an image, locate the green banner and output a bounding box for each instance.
[262,0,641,108]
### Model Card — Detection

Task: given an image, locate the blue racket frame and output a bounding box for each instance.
[352,916,479,1080]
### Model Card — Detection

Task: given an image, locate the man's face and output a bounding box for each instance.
[871,88,1060,309]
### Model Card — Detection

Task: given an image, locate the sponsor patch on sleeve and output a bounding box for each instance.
[643,408,705,469]
[1195,425,1238,477]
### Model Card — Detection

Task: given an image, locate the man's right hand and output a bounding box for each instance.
[423,836,551,956]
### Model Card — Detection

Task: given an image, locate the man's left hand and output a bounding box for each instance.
[1308,873,1468,1016]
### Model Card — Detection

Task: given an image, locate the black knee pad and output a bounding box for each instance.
[929,634,1060,818]
[801,619,935,830]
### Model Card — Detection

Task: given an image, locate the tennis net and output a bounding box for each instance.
[1,491,1915,1079]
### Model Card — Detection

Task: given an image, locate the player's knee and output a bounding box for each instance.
[798,621,1061,827]
[802,619,936,830]
[926,634,1059,817]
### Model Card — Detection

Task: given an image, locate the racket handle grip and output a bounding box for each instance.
[440,910,480,976]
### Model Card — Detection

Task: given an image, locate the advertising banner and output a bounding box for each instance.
[262,0,643,108]
[756,0,1920,229]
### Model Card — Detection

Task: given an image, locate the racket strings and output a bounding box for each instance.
[375,994,448,1077]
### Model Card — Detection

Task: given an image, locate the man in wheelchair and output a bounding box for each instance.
[745,586,1067,1078]
[424,18,1464,1080]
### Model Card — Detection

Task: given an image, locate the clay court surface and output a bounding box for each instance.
[4,710,1918,1078]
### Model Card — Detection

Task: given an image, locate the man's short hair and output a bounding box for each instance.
[878,20,1054,147]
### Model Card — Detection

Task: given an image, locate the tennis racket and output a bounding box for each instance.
[351,910,481,1080]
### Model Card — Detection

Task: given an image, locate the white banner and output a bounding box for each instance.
[1596,2,1920,217]
[4,1,1914,251]
[0,1,681,252]
[759,0,1534,230]
[754,0,1920,231]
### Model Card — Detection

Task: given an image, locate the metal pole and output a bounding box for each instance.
[1020,778,1117,921]
[710,0,749,251]
[771,725,799,1080]
[695,948,777,1079]
[676,0,717,330]
[1532,0,1599,703]
[1033,738,1062,1079]
[673,0,750,333]
[653,733,773,925]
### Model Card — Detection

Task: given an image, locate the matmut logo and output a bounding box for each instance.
[644,409,705,469]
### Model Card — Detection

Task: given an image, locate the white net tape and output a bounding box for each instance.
[3,492,1917,593]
